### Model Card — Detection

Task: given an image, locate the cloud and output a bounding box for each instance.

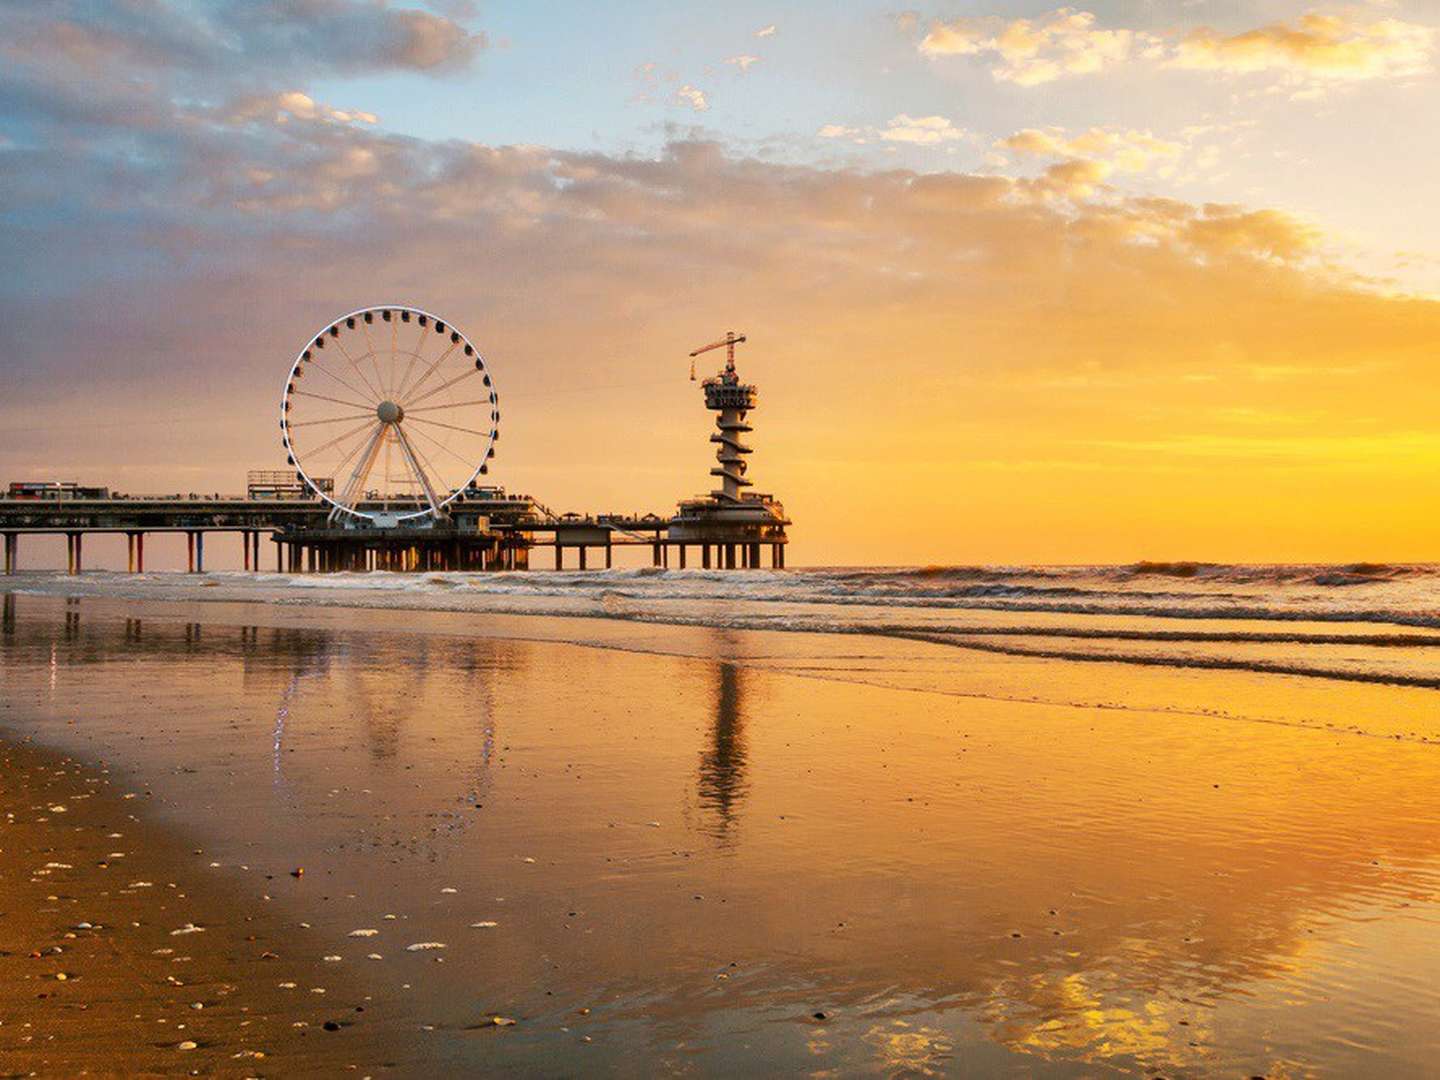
[881,114,966,144]
[2,0,485,83]
[726,54,761,72]
[919,6,1434,88]
[228,91,379,127]
[1002,127,1186,175]
[1172,11,1433,79]
[675,85,709,111]
[819,114,965,146]
[1030,157,1113,199]
[755,24,777,38]
[920,7,1146,86]
[1183,205,1321,262]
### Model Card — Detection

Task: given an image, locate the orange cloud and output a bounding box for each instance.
[1172,12,1433,79]
[920,7,1434,89]
[920,7,1148,86]
[1001,127,1186,175]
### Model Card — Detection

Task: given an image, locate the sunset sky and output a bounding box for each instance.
[3,0,1440,565]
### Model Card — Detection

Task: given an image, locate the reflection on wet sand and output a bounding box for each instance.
[697,658,749,842]
[2,593,1440,1075]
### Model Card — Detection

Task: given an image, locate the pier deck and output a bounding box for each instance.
[0,497,786,573]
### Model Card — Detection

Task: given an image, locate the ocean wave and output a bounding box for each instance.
[223,565,1440,630]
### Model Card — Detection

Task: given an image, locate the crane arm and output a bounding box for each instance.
[688,334,746,358]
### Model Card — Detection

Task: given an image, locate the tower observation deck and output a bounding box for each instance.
[669,332,790,568]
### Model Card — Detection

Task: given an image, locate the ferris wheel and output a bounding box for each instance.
[279,305,499,524]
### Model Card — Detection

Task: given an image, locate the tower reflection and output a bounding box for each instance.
[697,659,749,843]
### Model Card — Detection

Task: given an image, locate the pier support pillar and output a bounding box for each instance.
[678,545,687,569]
[126,533,135,573]
[186,532,196,573]
[579,546,588,571]
[702,545,711,569]
[4,532,15,575]
[135,533,145,572]
[605,544,612,570]
[242,531,250,571]
[555,545,563,571]
[724,543,735,570]
[652,542,661,568]
[196,532,205,573]
[67,532,82,575]
[748,542,760,570]
[772,544,784,569]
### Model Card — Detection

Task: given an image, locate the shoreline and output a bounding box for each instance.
[7,574,1440,748]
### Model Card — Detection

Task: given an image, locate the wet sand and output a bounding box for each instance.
[3,583,1440,1075]
[0,738,396,1075]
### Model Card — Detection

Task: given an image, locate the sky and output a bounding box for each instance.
[3,0,1440,566]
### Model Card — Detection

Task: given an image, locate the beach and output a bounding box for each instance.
[3,569,1440,1075]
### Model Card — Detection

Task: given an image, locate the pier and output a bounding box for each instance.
[0,493,787,574]
[3,316,789,575]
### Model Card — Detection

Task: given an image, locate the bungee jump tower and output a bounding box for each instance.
[669,331,790,569]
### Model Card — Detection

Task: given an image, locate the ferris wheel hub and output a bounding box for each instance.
[376,400,404,424]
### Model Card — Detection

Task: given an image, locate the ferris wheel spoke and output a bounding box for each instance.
[396,340,460,404]
[387,314,401,397]
[390,320,430,402]
[402,425,460,501]
[333,424,387,511]
[404,398,494,415]
[407,415,492,438]
[392,424,442,514]
[290,388,375,412]
[404,366,481,410]
[332,336,387,402]
[293,416,378,460]
[327,421,383,486]
[391,355,419,403]
[306,357,381,405]
[406,419,483,469]
[360,319,388,396]
[287,412,375,428]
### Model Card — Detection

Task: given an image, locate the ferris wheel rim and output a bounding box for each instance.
[278,303,499,524]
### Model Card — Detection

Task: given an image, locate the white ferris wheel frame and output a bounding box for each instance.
[278,304,499,524]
